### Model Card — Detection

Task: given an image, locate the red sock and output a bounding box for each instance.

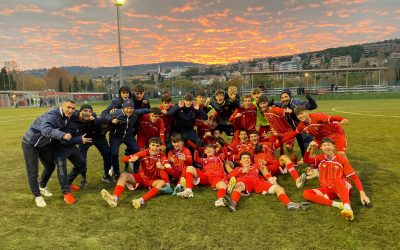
[303,189,333,206]
[142,187,159,202]
[278,194,291,206]
[334,179,351,204]
[186,172,194,189]
[113,185,124,198]
[217,188,226,198]
[287,163,299,180]
[232,191,241,204]
[159,169,170,184]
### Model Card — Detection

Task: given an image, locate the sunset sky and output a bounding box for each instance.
[1,0,399,70]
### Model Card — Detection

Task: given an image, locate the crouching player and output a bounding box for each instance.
[176,144,229,207]
[100,137,171,209]
[223,152,308,212]
[166,133,193,194]
[302,138,370,221]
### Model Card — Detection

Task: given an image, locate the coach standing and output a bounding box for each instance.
[22,99,76,207]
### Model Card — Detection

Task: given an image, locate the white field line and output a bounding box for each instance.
[332,106,400,118]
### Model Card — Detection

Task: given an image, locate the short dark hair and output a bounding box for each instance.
[294,105,307,115]
[148,137,162,145]
[215,89,224,96]
[321,137,335,145]
[204,144,216,150]
[183,93,194,101]
[133,84,145,92]
[161,94,172,103]
[257,95,268,105]
[170,133,183,143]
[196,90,207,97]
[243,94,252,100]
[240,152,251,159]
[248,130,258,136]
[150,107,162,115]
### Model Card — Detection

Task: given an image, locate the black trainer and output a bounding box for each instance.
[102,174,115,183]
[223,195,237,212]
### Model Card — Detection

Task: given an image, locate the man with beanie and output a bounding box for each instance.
[101,85,132,116]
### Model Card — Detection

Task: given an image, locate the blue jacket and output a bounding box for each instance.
[22,107,69,147]
[275,96,318,127]
[167,104,208,132]
[102,108,149,139]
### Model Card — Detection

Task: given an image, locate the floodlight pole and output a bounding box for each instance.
[115,2,124,88]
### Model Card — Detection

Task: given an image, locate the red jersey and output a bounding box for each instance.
[137,114,165,148]
[304,153,355,188]
[296,112,344,141]
[252,142,278,166]
[160,104,174,135]
[229,105,257,131]
[134,149,169,180]
[167,146,192,173]
[227,140,252,161]
[264,106,293,136]
[194,153,225,176]
[228,164,262,181]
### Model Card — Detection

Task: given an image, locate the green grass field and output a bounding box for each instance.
[1,97,400,249]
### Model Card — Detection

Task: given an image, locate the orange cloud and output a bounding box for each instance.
[170,1,199,13]
[65,4,91,13]
[0,4,43,16]
[247,6,265,12]
[198,17,213,27]
[234,16,261,25]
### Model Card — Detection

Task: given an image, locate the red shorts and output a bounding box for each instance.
[239,177,273,193]
[312,183,352,200]
[166,166,186,180]
[132,173,158,189]
[267,160,284,176]
[196,169,227,189]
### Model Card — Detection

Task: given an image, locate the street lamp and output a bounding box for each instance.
[114,0,125,88]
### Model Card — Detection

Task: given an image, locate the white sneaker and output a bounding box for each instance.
[108,168,114,177]
[39,187,53,197]
[296,173,307,188]
[35,196,47,207]
[176,189,194,198]
[214,198,225,207]
[101,189,118,207]
[227,177,236,194]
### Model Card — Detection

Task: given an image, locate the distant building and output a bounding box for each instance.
[256,60,270,71]
[389,52,400,59]
[330,55,352,68]
[358,57,386,67]
[278,56,303,71]
[310,55,324,67]
[363,42,400,55]
[271,61,281,71]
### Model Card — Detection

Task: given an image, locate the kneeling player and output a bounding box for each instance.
[100,137,171,209]
[176,144,228,207]
[223,152,308,212]
[302,138,370,221]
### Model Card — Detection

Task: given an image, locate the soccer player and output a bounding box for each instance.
[176,144,229,207]
[223,152,309,212]
[51,104,94,204]
[167,93,208,147]
[101,85,132,116]
[285,106,349,157]
[159,94,174,140]
[101,100,149,178]
[137,107,165,150]
[276,89,318,156]
[210,88,239,136]
[22,99,75,207]
[100,137,171,209]
[132,84,151,110]
[263,103,298,163]
[302,139,370,221]
[229,94,257,144]
[256,95,270,142]
[227,130,252,162]
[248,130,306,188]
[166,133,193,194]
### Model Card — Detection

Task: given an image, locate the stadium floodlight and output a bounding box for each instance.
[114,0,125,88]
